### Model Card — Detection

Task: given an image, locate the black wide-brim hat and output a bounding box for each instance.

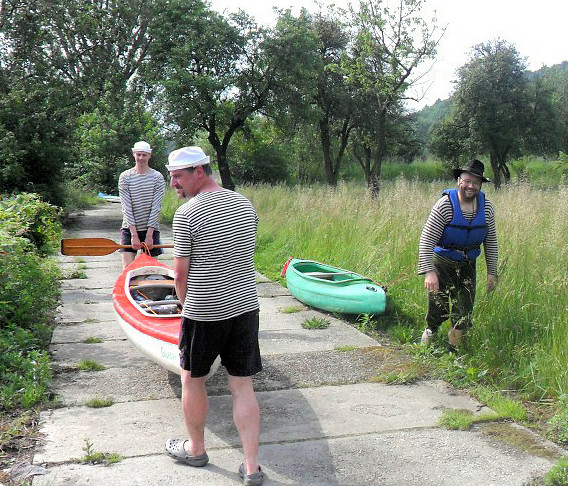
[453,159,490,182]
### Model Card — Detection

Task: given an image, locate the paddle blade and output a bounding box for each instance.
[61,238,123,256]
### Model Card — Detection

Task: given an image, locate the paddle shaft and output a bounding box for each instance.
[61,237,173,256]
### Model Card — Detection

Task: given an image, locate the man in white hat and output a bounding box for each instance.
[118,141,166,269]
[164,146,264,486]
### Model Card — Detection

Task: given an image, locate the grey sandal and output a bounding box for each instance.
[165,438,209,467]
[239,463,265,486]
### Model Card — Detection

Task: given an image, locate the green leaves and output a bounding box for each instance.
[451,39,531,186]
[0,193,61,411]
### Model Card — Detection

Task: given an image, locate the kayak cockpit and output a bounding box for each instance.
[125,266,182,317]
[296,262,369,283]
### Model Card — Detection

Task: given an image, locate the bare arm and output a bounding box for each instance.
[173,256,190,306]
[129,224,141,250]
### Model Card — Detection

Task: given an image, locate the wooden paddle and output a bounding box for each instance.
[61,238,174,256]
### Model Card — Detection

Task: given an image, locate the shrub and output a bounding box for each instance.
[545,459,568,486]
[0,325,52,409]
[0,250,60,333]
[0,192,62,410]
[546,395,568,445]
[0,193,61,255]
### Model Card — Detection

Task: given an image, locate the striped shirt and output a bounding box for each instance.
[172,190,259,321]
[418,194,498,276]
[119,168,165,231]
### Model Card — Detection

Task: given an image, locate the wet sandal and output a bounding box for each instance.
[165,438,209,467]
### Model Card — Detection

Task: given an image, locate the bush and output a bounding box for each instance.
[231,143,291,185]
[0,193,61,255]
[546,395,568,445]
[545,459,568,486]
[0,325,52,410]
[0,250,60,333]
[0,192,62,410]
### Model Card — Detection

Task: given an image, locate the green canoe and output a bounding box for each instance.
[283,258,386,315]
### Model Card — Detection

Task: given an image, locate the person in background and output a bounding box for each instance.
[418,159,498,348]
[118,141,166,269]
[164,146,264,486]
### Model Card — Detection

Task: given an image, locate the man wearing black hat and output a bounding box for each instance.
[418,159,498,348]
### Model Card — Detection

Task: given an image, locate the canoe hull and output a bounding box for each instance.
[115,311,182,374]
[112,253,220,377]
[98,192,121,203]
[285,258,386,315]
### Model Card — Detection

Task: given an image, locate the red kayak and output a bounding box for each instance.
[112,253,219,377]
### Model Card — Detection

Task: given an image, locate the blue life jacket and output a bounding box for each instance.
[433,189,487,261]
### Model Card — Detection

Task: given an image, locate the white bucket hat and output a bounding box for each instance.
[166,146,210,171]
[132,141,152,153]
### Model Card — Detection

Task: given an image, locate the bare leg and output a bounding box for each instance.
[180,369,208,456]
[229,375,260,474]
[121,251,136,269]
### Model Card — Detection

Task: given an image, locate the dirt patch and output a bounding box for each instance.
[479,421,563,461]
[0,410,42,485]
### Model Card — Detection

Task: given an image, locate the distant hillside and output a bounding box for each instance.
[527,60,568,79]
[412,97,452,149]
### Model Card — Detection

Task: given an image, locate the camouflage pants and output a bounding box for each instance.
[426,254,477,332]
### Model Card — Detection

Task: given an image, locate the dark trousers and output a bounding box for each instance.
[426,254,476,332]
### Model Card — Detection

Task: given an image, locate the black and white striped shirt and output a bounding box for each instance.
[173,190,259,321]
[418,194,498,276]
[119,168,165,231]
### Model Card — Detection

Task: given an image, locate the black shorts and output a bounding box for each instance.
[120,228,163,256]
[179,309,262,378]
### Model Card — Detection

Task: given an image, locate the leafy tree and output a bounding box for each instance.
[69,92,167,194]
[310,8,355,187]
[429,111,480,172]
[265,7,351,185]
[523,75,563,157]
[144,1,281,190]
[37,0,153,112]
[264,8,320,129]
[452,39,531,187]
[0,0,159,202]
[229,116,291,185]
[0,1,75,204]
[346,0,442,195]
[532,63,568,155]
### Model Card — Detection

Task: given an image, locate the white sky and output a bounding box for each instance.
[209,0,568,110]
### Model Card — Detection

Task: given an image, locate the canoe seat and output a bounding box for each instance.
[130,281,175,289]
[131,283,177,302]
[139,299,181,307]
[305,271,351,279]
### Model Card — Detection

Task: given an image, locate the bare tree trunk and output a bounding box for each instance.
[369,112,386,198]
[489,152,501,189]
[369,175,381,198]
[208,135,235,190]
[499,158,511,183]
[354,144,372,185]
[319,119,337,186]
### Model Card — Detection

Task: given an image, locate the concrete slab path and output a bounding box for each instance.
[30,202,561,486]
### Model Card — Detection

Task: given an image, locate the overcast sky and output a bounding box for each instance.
[209,0,568,110]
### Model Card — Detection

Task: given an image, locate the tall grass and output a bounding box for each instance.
[161,179,568,400]
[242,181,568,400]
